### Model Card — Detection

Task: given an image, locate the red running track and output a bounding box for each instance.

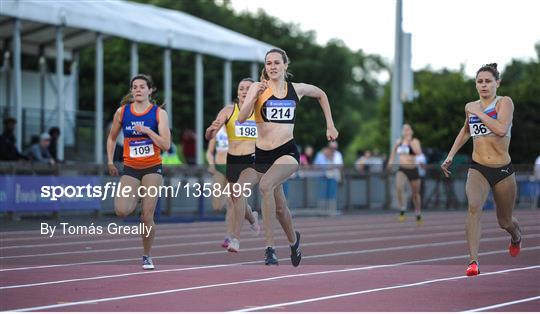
[0,209,539,312]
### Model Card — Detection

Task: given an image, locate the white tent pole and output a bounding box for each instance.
[250,62,258,82]
[56,25,65,160]
[13,19,23,151]
[223,60,231,106]
[390,0,403,158]
[130,42,138,78]
[195,53,204,165]
[95,33,104,164]
[164,48,172,128]
[39,50,46,134]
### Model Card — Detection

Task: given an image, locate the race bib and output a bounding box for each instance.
[129,139,155,158]
[235,120,257,138]
[265,100,295,122]
[469,116,492,137]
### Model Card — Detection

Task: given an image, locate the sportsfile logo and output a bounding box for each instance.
[40,182,252,201]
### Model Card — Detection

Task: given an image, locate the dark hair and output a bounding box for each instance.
[240,77,255,84]
[234,78,255,104]
[261,48,293,81]
[3,117,16,126]
[120,74,160,106]
[48,126,60,136]
[476,63,500,80]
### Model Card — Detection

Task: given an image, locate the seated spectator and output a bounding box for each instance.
[48,126,61,162]
[355,150,371,173]
[0,117,28,161]
[27,132,55,165]
[300,145,314,166]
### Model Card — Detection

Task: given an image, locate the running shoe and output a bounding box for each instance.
[398,211,405,222]
[221,237,231,248]
[227,238,240,253]
[509,237,522,257]
[250,211,261,236]
[290,231,302,267]
[142,255,155,270]
[466,261,479,276]
[264,247,279,266]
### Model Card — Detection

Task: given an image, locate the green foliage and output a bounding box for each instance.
[75,0,538,164]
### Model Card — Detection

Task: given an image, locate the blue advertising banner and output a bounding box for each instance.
[0,175,102,212]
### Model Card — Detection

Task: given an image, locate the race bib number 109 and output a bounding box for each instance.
[129,139,155,158]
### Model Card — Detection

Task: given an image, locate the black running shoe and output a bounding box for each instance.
[290,231,302,267]
[264,247,279,266]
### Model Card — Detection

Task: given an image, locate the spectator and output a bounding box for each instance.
[181,128,196,165]
[355,150,371,173]
[48,126,61,162]
[27,132,55,165]
[162,130,182,165]
[299,145,314,166]
[314,142,343,182]
[0,117,28,161]
[369,149,385,173]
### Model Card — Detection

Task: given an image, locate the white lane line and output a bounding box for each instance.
[1,239,538,291]
[5,223,533,259]
[463,295,540,312]
[10,261,540,312]
[234,265,540,312]
[3,229,536,272]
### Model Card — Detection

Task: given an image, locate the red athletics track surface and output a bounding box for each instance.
[1,209,539,312]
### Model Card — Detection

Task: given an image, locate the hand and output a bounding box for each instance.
[208,164,216,175]
[134,125,150,134]
[326,126,339,141]
[440,157,453,177]
[466,102,483,116]
[256,80,268,95]
[386,163,393,171]
[205,120,221,140]
[108,163,119,176]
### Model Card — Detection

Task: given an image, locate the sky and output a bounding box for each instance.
[229,0,540,79]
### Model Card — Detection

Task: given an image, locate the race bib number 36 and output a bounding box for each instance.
[265,100,295,122]
[469,116,492,136]
[235,120,257,138]
[129,139,155,158]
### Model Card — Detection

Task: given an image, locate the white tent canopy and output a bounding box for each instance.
[0,0,273,61]
[0,0,271,164]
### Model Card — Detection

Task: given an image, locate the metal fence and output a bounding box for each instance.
[1,162,537,221]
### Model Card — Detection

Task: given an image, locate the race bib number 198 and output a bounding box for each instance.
[235,120,257,138]
[129,139,155,158]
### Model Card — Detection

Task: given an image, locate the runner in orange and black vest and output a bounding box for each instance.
[107,74,171,271]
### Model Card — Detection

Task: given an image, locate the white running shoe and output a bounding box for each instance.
[142,255,155,270]
[250,211,261,236]
[227,238,240,253]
